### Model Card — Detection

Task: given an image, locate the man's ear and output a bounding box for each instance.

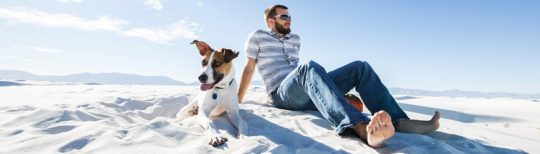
[222,48,239,63]
[266,18,274,28]
[191,40,213,56]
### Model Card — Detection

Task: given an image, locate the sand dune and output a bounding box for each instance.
[0,81,537,153]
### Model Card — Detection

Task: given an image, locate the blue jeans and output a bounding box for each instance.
[270,60,409,134]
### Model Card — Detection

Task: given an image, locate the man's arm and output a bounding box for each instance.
[238,57,256,103]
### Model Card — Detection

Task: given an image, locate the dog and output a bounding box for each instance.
[176,40,248,147]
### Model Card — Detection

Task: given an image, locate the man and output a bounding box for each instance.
[238,4,440,148]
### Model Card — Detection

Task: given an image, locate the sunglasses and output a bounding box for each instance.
[274,14,292,20]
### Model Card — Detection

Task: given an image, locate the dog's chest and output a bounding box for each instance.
[200,89,232,105]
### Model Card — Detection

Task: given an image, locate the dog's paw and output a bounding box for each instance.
[188,105,198,115]
[237,134,247,139]
[208,135,228,147]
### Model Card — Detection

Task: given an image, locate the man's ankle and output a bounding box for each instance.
[352,122,369,141]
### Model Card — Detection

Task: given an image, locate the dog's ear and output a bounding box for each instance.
[222,48,239,63]
[191,40,213,56]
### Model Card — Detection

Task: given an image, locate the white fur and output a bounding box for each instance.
[201,51,216,84]
[176,62,248,146]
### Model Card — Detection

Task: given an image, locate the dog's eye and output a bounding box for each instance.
[213,61,222,67]
[202,60,208,66]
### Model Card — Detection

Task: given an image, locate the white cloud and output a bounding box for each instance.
[13,46,64,53]
[144,0,165,11]
[0,55,16,59]
[55,0,83,3]
[0,7,128,32]
[120,20,202,45]
[28,46,64,53]
[197,1,204,7]
[0,7,204,45]
[24,58,35,62]
[23,58,55,64]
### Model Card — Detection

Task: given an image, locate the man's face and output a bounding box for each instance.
[270,8,291,35]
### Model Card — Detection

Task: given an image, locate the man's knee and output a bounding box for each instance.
[301,60,324,70]
[298,60,326,75]
[351,60,373,70]
[351,60,368,67]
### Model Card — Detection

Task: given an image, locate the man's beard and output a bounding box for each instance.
[275,21,291,35]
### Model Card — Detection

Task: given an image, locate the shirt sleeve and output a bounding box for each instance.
[296,35,301,51]
[244,30,260,60]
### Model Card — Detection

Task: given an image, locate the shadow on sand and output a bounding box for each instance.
[378,131,526,154]
[398,103,523,123]
[239,109,349,153]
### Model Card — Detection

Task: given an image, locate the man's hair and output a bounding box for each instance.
[264,4,288,21]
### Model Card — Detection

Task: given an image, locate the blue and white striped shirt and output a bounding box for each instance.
[244,29,300,95]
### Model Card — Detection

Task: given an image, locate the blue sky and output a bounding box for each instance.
[0,0,539,93]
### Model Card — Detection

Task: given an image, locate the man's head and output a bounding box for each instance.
[265,4,291,35]
[191,40,239,91]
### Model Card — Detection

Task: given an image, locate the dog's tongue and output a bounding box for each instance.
[200,83,215,91]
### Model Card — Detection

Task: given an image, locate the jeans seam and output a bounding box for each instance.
[306,69,338,126]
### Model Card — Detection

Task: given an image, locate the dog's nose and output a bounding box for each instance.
[198,74,208,83]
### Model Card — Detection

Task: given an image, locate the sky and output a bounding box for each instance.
[0,0,539,94]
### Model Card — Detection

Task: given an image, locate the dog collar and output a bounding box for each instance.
[214,79,234,90]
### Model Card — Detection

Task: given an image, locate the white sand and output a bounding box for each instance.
[0,80,537,153]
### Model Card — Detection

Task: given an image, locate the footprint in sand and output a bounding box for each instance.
[58,136,95,152]
[6,106,36,112]
[7,129,24,136]
[115,130,129,139]
[42,125,77,135]
[54,104,70,109]
[77,104,90,108]
[447,137,482,151]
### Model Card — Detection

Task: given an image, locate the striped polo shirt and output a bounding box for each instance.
[244,29,300,95]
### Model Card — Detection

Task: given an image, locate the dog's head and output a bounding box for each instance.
[191,40,239,91]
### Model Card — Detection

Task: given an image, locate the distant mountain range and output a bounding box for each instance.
[0,70,263,86]
[0,70,189,85]
[1,70,538,99]
[389,88,540,100]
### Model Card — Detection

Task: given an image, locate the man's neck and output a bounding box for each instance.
[270,28,285,38]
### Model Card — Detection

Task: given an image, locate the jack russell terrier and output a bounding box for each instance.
[176,40,248,147]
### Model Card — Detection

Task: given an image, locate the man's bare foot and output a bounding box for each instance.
[352,111,395,148]
[395,111,440,134]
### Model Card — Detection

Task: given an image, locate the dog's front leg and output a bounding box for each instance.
[227,99,248,139]
[198,106,228,147]
[176,99,198,122]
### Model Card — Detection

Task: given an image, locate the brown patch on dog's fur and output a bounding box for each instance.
[191,40,239,82]
[211,48,238,76]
